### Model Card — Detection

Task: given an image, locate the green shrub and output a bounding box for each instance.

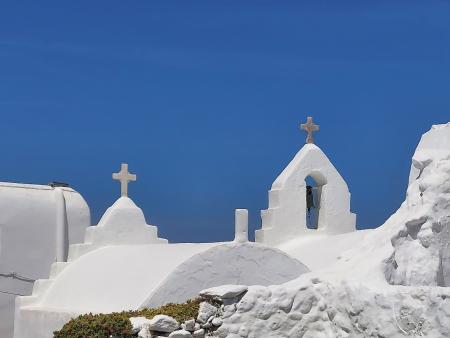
[54,298,201,338]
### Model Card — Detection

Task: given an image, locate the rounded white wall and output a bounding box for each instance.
[14,242,309,338]
[0,183,90,338]
[142,242,309,308]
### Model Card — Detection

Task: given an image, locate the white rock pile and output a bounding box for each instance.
[129,285,248,338]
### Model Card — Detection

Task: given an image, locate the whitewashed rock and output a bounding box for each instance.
[192,328,205,338]
[137,326,151,338]
[183,319,195,331]
[148,314,179,333]
[211,317,223,327]
[129,316,152,334]
[201,322,212,329]
[197,302,218,324]
[199,285,248,300]
[168,329,193,337]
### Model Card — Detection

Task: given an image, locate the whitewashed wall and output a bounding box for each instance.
[0,183,90,338]
[256,144,356,245]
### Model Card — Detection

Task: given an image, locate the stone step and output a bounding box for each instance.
[15,295,38,308]
[49,262,69,279]
[67,243,94,261]
[83,226,97,243]
[31,279,53,297]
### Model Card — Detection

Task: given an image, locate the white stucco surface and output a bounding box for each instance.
[256,143,356,245]
[65,196,167,261]
[14,241,308,338]
[42,244,218,312]
[276,229,372,271]
[206,122,450,338]
[13,194,310,338]
[84,196,167,246]
[408,122,450,185]
[0,183,90,338]
[142,242,309,308]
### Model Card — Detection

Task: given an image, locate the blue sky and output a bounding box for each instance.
[0,2,449,242]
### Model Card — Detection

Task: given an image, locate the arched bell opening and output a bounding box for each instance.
[305,171,327,230]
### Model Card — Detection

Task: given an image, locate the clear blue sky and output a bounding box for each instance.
[0,2,449,242]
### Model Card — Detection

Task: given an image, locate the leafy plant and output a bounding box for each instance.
[54,298,201,338]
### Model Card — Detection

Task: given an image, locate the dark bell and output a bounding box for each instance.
[48,182,70,188]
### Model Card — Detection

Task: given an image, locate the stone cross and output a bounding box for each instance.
[300,116,320,144]
[112,163,136,197]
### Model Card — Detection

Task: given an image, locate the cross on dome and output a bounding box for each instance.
[112,163,136,197]
[300,116,320,144]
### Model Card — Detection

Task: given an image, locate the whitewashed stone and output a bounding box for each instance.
[148,315,179,333]
[211,317,223,327]
[234,209,248,243]
[199,285,248,301]
[0,182,89,338]
[197,302,218,324]
[192,328,205,338]
[137,326,151,338]
[168,329,192,337]
[129,316,152,334]
[256,141,357,245]
[183,319,195,331]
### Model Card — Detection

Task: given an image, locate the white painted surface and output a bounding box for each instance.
[0,183,89,338]
[43,244,217,313]
[141,242,309,308]
[215,122,450,337]
[83,197,167,248]
[256,143,356,245]
[276,229,372,271]
[54,188,69,262]
[234,209,248,243]
[408,122,450,185]
[14,241,307,338]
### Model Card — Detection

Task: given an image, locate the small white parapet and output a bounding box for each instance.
[234,209,248,243]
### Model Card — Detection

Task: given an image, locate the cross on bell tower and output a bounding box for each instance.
[300,116,320,144]
[112,163,136,197]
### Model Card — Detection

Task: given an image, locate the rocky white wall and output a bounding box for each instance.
[408,122,450,185]
[209,279,450,338]
[385,122,450,287]
[214,122,450,338]
[256,144,356,246]
[0,183,90,338]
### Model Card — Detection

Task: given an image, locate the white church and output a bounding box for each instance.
[0,117,361,338]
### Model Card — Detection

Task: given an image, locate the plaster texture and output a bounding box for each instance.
[256,143,356,245]
[83,196,167,247]
[0,183,90,338]
[384,122,450,287]
[65,196,167,261]
[408,123,450,185]
[14,241,307,338]
[233,209,248,243]
[14,198,307,338]
[210,122,450,337]
[141,242,309,308]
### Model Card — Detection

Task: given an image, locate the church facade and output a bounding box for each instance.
[256,117,356,245]
[0,117,359,338]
